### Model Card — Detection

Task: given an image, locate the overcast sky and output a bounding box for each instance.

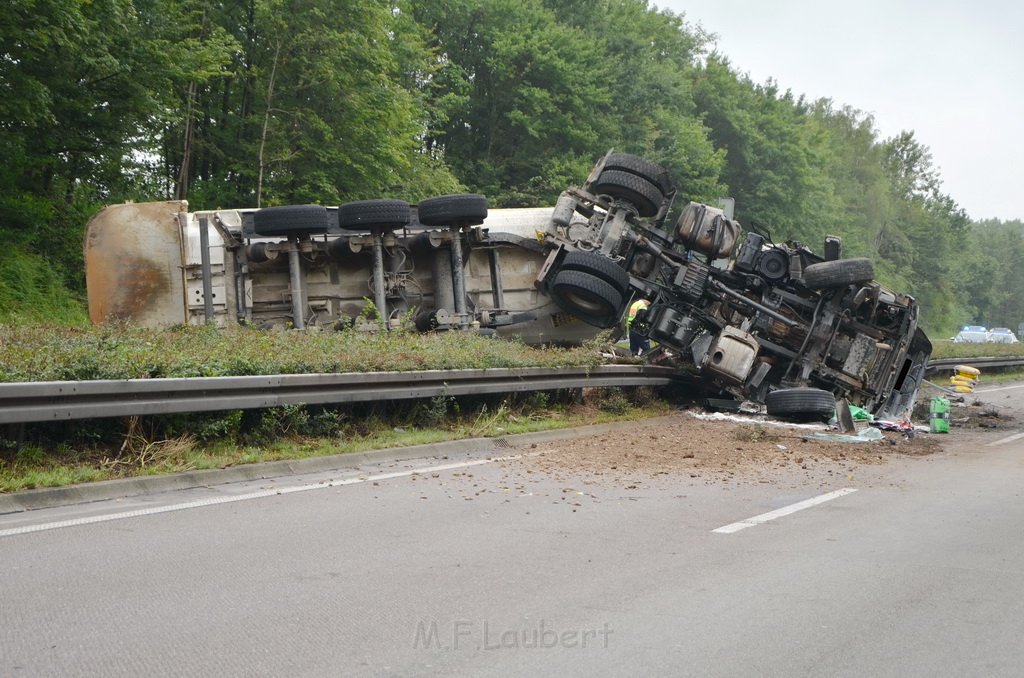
[659,0,1024,222]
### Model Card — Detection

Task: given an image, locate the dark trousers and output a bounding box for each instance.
[629,331,650,356]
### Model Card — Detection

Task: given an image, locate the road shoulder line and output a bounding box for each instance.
[0,455,521,538]
[0,415,681,515]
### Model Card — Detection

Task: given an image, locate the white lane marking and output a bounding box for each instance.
[712,488,858,534]
[986,432,1024,447]
[975,384,1024,393]
[0,455,520,539]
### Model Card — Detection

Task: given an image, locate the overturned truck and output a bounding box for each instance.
[85,153,930,419]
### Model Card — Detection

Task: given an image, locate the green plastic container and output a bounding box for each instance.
[929,397,950,433]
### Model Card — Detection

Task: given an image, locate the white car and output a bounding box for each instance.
[988,327,1019,344]
[953,326,989,343]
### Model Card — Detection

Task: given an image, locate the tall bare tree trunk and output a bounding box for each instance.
[176,8,210,202]
[176,80,197,200]
[256,42,282,208]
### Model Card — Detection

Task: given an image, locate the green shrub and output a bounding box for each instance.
[411,395,454,429]
[0,324,602,383]
[593,387,632,415]
[0,247,89,327]
[307,408,347,438]
[14,445,47,465]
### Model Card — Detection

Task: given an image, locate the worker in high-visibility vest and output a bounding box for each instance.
[627,298,651,356]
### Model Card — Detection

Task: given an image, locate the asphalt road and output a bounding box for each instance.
[3,386,1024,677]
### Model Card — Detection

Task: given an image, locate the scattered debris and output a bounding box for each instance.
[688,411,826,430]
[802,428,884,444]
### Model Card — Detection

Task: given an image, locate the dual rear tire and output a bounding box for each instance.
[548,251,631,328]
[590,153,671,218]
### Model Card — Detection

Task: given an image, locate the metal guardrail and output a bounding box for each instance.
[3,356,1019,426]
[926,356,1024,373]
[0,365,680,425]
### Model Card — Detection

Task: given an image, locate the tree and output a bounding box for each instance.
[961,219,1024,330]
[555,0,724,202]
[0,0,184,292]
[159,0,459,208]
[410,0,620,205]
[877,131,970,332]
[693,57,832,245]
[806,101,891,257]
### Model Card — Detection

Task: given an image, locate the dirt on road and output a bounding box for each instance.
[514,391,1019,487]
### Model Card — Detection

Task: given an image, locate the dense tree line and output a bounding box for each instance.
[0,0,1013,334]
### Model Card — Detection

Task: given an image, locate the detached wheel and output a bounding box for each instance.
[253,205,330,236]
[560,251,630,294]
[602,153,674,195]
[417,193,488,226]
[337,199,411,230]
[591,170,663,218]
[803,258,874,289]
[765,387,836,421]
[548,269,623,328]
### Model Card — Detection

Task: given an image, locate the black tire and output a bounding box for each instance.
[337,199,411,230]
[559,251,630,294]
[590,170,663,218]
[548,269,623,328]
[802,258,874,289]
[417,193,489,226]
[253,205,330,236]
[602,153,674,195]
[765,387,836,421]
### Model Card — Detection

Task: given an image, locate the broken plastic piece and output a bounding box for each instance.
[870,419,914,432]
[802,427,883,443]
[849,405,873,421]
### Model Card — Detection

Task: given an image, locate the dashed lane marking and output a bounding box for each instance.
[986,432,1024,447]
[712,488,858,534]
[974,384,1024,393]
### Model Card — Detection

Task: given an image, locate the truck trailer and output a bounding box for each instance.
[85,152,931,420]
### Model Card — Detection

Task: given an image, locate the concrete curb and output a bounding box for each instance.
[0,415,680,515]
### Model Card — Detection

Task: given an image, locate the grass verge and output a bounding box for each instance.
[931,340,1024,360]
[0,389,671,493]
